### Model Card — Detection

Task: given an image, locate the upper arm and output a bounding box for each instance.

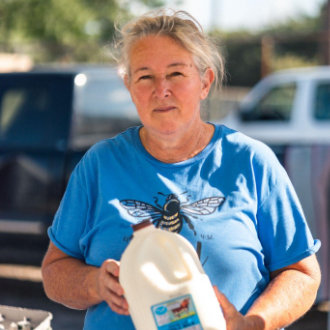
[270,254,321,284]
[42,241,72,269]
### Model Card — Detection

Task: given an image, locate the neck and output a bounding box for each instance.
[139,122,214,163]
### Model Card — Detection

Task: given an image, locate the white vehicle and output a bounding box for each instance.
[221,66,330,144]
[219,66,330,303]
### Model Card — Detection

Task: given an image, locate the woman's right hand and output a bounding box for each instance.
[96,259,129,315]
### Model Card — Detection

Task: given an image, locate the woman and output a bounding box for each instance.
[42,9,321,330]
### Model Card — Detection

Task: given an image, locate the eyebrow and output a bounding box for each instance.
[168,62,189,68]
[133,62,189,74]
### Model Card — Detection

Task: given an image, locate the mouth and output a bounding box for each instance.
[153,106,176,113]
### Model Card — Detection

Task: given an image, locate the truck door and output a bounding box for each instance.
[0,73,73,234]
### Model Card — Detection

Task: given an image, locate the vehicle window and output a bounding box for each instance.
[71,72,140,148]
[314,82,330,120]
[77,75,136,118]
[0,75,72,148]
[1,89,26,131]
[0,86,53,147]
[240,82,297,121]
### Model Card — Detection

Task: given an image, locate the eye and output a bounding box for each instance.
[138,75,152,81]
[169,71,183,77]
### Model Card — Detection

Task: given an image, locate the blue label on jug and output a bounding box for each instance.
[151,294,203,330]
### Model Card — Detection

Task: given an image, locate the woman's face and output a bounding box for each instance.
[125,35,214,137]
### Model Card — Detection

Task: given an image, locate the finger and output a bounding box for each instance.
[99,274,129,314]
[101,260,124,296]
[103,275,124,296]
[214,286,231,306]
[106,290,129,314]
[99,260,129,314]
[108,299,130,315]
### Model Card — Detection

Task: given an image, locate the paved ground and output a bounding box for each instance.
[0,279,85,329]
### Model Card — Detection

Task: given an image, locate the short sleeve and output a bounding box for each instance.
[48,162,90,259]
[256,153,321,271]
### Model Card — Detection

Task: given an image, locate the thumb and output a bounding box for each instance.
[104,259,120,277]
[213,286,237,318]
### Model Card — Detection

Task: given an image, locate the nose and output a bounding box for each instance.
[153,77,170,99]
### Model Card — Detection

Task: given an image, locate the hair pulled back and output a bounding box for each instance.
[114,9,225,89]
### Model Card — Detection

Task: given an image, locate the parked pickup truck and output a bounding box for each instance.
[220,66,330,302]
[0,65,139,235]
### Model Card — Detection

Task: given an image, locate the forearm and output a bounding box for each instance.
[42,256,101,310]
[246,263,321,329]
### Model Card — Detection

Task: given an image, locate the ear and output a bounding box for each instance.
[200,68,215,100]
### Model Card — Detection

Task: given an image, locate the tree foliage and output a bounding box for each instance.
[0,0,326,76]
[0,0,163,61]
[211,2,326,86]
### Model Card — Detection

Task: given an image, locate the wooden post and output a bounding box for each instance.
[261,36,274,77]
[322,0,330,64]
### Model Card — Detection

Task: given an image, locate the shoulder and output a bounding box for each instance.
[74,126,140,177]
[214,124,290,202]
[84,126,140,160]
[214,124,287,190]
[215,124,278,164]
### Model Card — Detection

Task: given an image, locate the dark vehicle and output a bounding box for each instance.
[0,66,139,235]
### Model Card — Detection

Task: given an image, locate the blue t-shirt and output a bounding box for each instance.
[48,124,320,330]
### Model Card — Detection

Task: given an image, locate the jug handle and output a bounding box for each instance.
[154,235,193,283]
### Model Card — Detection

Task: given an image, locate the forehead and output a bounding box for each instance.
[128,35,195,71]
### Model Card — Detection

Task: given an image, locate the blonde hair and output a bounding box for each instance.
[114,9,225,89]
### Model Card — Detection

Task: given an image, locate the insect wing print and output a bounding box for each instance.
[120,192,225,264]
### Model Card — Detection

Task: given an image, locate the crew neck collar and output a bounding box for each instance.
[134,123,221,168]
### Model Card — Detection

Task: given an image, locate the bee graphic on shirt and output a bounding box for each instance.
[120,193,225,235]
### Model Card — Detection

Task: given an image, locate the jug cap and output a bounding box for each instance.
[132,220,152,232]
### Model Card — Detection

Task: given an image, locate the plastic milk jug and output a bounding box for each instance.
[119,220,226,330]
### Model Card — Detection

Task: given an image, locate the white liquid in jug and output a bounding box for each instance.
[119,220,226,330]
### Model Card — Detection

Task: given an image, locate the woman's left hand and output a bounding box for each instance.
[214,287,264,330]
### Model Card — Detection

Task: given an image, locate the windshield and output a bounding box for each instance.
[71,71,140,148]
[0,75,72,149]
[240,82,297,122]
